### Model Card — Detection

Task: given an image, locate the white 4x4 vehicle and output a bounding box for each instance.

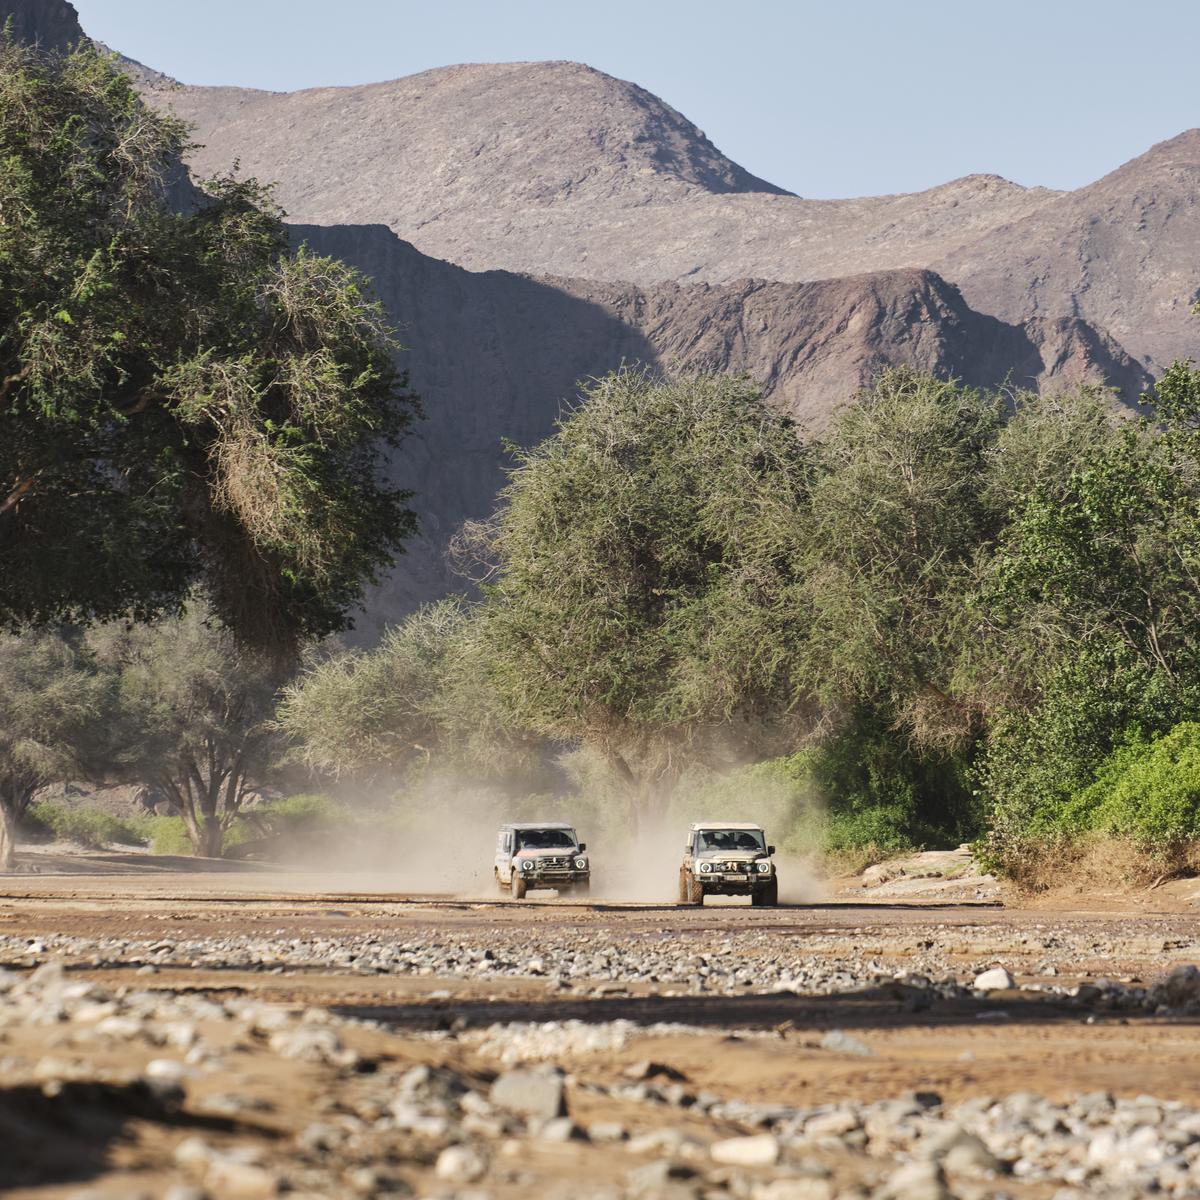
[679,821,778,906]
[495,822,590,900]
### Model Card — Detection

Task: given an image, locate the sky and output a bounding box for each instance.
[70,0,1200,200]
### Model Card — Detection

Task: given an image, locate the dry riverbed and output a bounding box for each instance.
[1,861,1200,1199]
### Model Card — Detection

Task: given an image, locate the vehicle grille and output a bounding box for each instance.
[724,861,749,872]
[537,855,573,869]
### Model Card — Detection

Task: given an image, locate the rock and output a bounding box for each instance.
[818,1030,873,1057]
[626,1159,697,1194]
[803,1109,860,1139]
[268,1024,357,1067]
[752,1181,834,1200]
[538,1116,586,1142]
[435,1144,489,1183]
[710,1134,781,1166]
[973,967,1016,991]
[590,1120,628,1142]
[1162,964,1200,1006]
[203,1158,280,1198]
[877,1159,952,1200]
[174,1137,214,1171]
[944,1134,1002,1175]
[144,1058,186,1085]
[490,1064,566,1120]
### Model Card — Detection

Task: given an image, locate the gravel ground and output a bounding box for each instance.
[3,881,1200,1199]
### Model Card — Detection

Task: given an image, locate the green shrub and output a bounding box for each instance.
[1059,723,1200,847]
[148,816,193,856]
[27,802,151,849]
[978,644,1200,873]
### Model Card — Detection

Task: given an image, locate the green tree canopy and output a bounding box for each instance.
[278,599,469,780]
[0,37,419,655]
[460,368,813,821]
[90,604,283,858]
[0,629,110,867]
[797,369,1002,749]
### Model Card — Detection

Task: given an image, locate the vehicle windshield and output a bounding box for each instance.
[695,829,765,854]
[516,828,577,850]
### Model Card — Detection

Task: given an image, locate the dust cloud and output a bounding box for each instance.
[263,765,827,906]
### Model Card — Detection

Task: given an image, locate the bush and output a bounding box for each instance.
[27,803,151,849]
[1060,723,1200,847]
[682,715,978,866]
[142,794,350,858]
[978,644,1200,874]
[148,816,193,856]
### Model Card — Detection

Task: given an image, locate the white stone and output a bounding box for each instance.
[710,1134,781,1166]
[973,967,1015,991]
[436,1144,489,1183]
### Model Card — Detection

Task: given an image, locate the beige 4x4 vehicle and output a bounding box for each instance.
[679,821,778,906]
[494,822,590,900]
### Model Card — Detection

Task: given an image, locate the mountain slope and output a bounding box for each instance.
[162,62,1200,371]
[296,224,1149,630]
[163,64,1061,281]
[160,59,786,231]
[940,130,1200,369]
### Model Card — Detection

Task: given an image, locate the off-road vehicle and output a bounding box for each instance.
[678,821,777,906]
[494,822,590,900]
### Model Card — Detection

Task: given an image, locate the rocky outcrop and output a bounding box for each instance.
[162,60,1200,373]
[296,224,1149,629]
[0,0,84,49]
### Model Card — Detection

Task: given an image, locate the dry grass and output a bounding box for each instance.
[1003,834,1200,895]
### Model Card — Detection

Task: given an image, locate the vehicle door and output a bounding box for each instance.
[495,830,514,881]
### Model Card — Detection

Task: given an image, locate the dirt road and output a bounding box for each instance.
[2,869,1200,1198]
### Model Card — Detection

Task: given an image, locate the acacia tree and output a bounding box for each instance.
[461,368,813,825]
[91,607,282,858]
[796,369,1003,749]
[0,630,109,868]
[278,600,468,780]
[0,37,418,656]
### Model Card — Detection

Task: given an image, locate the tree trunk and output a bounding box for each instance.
[0,802,15,871]
[195,815,223,859]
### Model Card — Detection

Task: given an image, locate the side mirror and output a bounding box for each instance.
[578,842,587,852]
[767,845,776,856]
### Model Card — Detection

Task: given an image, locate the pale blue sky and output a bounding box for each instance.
[71,0,1198,199]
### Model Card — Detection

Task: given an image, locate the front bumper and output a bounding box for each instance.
[696,867,772,895]
[522,869,590,885]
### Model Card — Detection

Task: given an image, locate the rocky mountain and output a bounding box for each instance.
[5,0,1181,628]
[161,63,1200,374]
[299,223,1148,631]
[2,0,83,49]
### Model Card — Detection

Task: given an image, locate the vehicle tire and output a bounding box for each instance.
[513,874,527,900]
[753,878,779,907]
[573,881,591,899]
[496,870,507,895]
[677,868,689,904]
[686,872,705,906]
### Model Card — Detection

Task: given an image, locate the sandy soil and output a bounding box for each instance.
[2,854,1200,1198]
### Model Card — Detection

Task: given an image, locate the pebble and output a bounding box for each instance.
[710,1134,781,1166]
[490,1064,567,1120]
[435,1144,489,1183]
[973,966,1016,991]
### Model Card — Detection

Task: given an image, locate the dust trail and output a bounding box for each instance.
[263,764,827,905]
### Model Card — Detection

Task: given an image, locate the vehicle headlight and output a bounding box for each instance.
[698,861,712,874]
[575,856,588,870]
[521,860,534,871]
[755,861,772,874]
